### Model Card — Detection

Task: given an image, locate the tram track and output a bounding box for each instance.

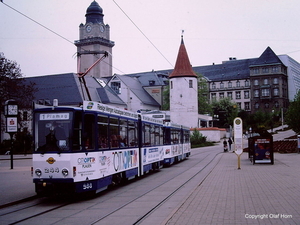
[89,147,222,225]
[133,151,223,225]
[0,147,222,225]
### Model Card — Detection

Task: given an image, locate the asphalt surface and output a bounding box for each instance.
[0,127,299,224]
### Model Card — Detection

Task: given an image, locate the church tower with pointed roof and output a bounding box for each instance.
[169,36,198,128]
[75,1,115,78]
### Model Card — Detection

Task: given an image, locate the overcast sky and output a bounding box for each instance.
[1,0,300,77]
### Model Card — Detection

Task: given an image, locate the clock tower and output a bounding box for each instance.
[75,1,115,78]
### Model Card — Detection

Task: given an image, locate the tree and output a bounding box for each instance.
[211,98,238,128]
[0,52,37,134]
[286,90,300,134]
[197,74,212,115]
[162,84,170,110]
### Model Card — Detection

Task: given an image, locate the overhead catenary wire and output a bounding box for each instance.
[0,1,125,74]
[112,0,174,68]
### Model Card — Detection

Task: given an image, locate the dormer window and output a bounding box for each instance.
[111,82,121,94]
[149,80,155,86]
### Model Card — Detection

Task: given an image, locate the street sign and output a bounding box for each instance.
[234,117,243,169]
[6,117,18,133]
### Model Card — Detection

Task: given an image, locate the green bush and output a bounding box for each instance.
[190,129,209,148]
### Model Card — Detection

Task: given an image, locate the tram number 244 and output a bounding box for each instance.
[83,182,93,190]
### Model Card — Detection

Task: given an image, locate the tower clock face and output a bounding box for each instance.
[86,25,92,33]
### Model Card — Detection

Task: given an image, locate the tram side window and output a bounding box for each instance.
[178,130,182,144]
[163,128,171,145]
[159,126,163,144]
[150,124,155,145]
[171,129,180,144]
[119,119,128,148]
[109,117,119,148]
[128,120,138,147]
[154,125,161,145]
[84,114,95,150]
[143,123,151,146]
[72,111,82,151]
[183,130,190,143]
[98,115,108,149]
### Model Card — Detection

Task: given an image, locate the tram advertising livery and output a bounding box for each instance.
[32,101,191,195]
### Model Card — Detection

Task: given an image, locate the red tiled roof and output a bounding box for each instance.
[169,37,197,79]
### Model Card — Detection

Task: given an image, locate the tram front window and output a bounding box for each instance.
[35,112,72,152]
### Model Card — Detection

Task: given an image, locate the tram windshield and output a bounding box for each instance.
[34,112,73,152]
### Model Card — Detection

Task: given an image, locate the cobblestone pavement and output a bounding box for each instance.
[164,152,300,225]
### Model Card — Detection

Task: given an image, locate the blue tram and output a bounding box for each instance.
[32,101,190,195]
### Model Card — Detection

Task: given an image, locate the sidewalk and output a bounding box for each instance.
[0,155,35,207]
[164,151,300,224]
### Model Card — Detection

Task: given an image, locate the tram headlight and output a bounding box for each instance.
[35,169,42,177]
[62,168,69,177]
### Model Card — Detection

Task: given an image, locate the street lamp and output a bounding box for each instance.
[4,99,18,169]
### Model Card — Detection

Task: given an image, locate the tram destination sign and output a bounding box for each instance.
[83,101,138,119]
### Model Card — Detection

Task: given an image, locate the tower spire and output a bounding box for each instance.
[169,35,197,79]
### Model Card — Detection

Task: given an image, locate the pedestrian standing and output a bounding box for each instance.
[228,138,233,151]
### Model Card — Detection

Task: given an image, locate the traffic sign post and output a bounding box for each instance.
[233,117,243,169]
[4,100,18,169]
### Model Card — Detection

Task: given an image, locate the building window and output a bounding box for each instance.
[245,80,250,87]
[237,103,241,109]
[211,93,216,100]
[265,102,269,108]
[189,80,193,88]
[220,82,224,89]
[273,78,279,84]
[273,88,279,96]
[149,80,155,86]
[253,68,260,74]
[219,92,224,99]
[227,92,232,99]
[255,103,259,109]
[275,101,279,108]
[254,79,259,86]
[262,88,270,97]
[171,81,173,89]
[263,79,269,85]
[254,90,259,97]
[244,91,250,99]
[262,68,269,73]
[245,102,250,110]
[272,67,279,73]
[236,81,240,87]
[111,82,121,94]
[212,83,216,89]
[228,82,232,88]
[236,91,241,99]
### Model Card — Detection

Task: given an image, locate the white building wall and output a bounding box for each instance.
[170,77,198,128]
[279,55,300,101]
